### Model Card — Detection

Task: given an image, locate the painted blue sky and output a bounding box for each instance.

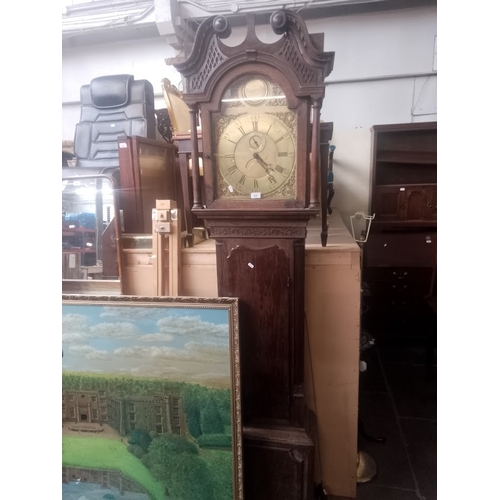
[62,302,232,388]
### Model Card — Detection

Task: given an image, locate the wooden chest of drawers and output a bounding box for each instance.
[365,122,437,302]
[364,230,436,268]
[364,266,435,297]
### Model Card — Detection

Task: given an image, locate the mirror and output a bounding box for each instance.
[62,174,122,293]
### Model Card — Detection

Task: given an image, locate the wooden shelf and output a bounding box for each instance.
[376,150,436,164]
[370,220,437,230]
[375,182,436,188]
[62,248,96,254]
[62,227,95,235]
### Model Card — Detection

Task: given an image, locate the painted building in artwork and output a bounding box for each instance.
[62,390,186,436]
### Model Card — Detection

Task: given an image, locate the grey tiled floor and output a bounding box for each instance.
[355,298,437,500]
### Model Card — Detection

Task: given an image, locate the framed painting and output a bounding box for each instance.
[62,295,243,500]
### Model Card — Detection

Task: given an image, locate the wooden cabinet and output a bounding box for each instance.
[365,122,437,300]
[118,135,181,234]
[370,122,437,226]
[372,184,437,222]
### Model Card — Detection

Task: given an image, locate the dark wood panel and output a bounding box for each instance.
[376,150,436,164]
[243,425,315,500]
[375,163,437,185]
[118,136,180,234]
[370,122,437,228]
[174,132,206,245]
[364,230,436,268]
[372,186,403,220]
[372,184,436,222]
[375,124,437,155]
[364,267,434,297]
[221,245,291,424]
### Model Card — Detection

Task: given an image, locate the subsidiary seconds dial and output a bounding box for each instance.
[216,113,296,198]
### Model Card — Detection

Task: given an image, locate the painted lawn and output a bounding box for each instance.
[62,436,164,500]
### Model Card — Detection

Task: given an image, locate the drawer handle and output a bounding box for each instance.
[392,271,408,278]
[392,285,407,291]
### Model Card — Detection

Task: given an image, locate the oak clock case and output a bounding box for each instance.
[213,74,297,200]
[168,10,335,500]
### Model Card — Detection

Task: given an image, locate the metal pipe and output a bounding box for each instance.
[63,0,153,15]
[325,71,436,85]
[178,0,385,15]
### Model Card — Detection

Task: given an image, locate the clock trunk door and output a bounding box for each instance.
[220,244,291,424]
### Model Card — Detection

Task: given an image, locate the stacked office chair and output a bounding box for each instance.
[66,74,157,176]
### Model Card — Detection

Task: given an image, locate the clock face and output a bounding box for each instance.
[213,75,297,199]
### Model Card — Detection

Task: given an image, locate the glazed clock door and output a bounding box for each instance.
[212,74,298,201]
[220,244,291,423]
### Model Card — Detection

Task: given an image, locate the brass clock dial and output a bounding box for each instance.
[217,113,296,197]
[213,75,297,199]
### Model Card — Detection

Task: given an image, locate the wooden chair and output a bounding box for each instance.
[161,78,191,136]
[161,78,206,246]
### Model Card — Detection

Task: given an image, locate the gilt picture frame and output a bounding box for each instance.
[62,295,243,500]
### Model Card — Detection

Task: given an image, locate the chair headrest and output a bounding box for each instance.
[90,74,134,108]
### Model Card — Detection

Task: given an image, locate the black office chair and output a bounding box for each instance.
[69,74,157,174]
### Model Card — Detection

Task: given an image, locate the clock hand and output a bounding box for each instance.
[253,153,272,173]
[253,153,277,184]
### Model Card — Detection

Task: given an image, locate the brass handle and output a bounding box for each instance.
[392,284,407,292]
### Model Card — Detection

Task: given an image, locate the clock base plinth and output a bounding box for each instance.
[243,420,316,500]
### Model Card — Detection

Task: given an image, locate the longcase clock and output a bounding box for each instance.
[168,10,334,499]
